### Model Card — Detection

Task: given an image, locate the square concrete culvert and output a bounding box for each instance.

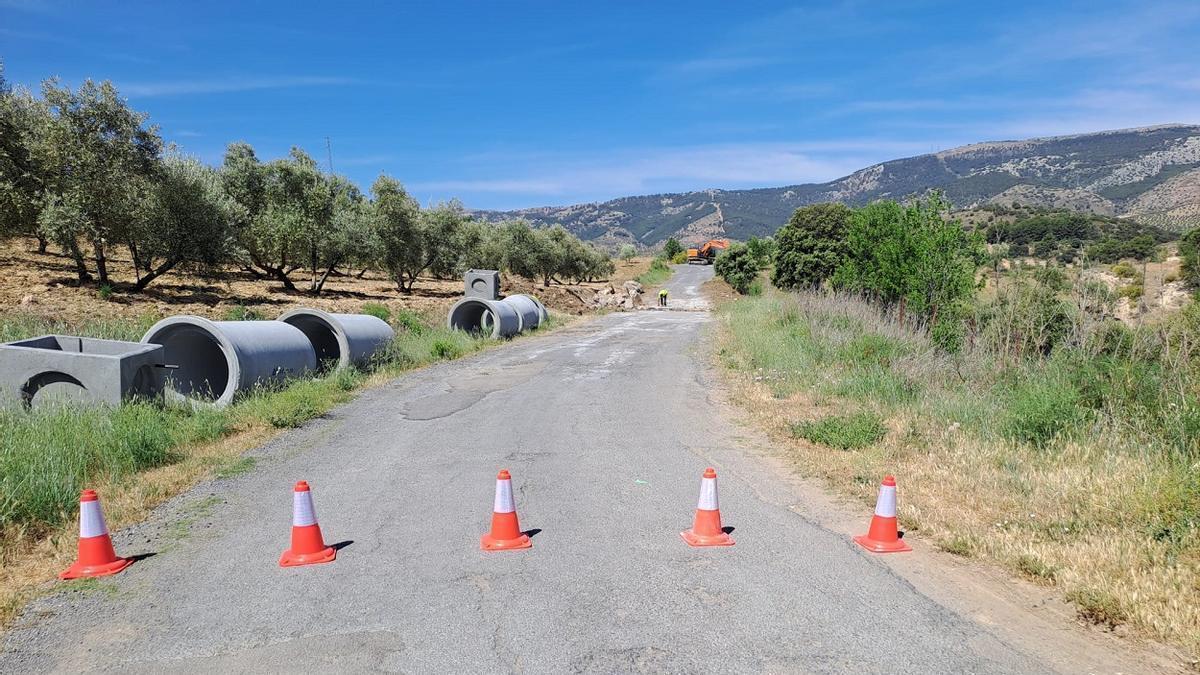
[0,335,167,408]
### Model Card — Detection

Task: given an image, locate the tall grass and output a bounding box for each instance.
[0,310,496,539]
[635,257,673,287]
[718,289,1200,654]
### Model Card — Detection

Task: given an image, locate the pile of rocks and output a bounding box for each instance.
[589,280,644,310]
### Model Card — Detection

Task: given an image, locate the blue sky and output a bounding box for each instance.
[2,0,1199,209]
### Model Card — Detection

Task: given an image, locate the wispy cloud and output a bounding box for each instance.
[662,57,776,78]
[411,139,939,205]
[120,76,359,98]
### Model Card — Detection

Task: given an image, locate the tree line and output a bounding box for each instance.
[717,193,985,335]
[0,74,613,294]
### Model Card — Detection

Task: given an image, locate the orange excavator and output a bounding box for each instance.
[686,239,730,265]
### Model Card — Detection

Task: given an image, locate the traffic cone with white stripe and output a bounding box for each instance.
[279,480,336,567]
[681,467,734,547]
[60,489,133,579]
[853,475,912,553]
[480,469,532,551]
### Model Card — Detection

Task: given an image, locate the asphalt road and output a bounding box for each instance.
[2,265,1046,673]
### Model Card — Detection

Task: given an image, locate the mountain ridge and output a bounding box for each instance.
[471,124,1200,248]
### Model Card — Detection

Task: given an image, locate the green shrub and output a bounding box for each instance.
[430,338,463,360]
[1066,587,1127,628]
[671,251,687,265]
[635,257,672,286]
[1015,554,1057,582]
[361,302,391,322]
[714,243,759,294]
[791,411,887,450]
[1112,262,1140,280]
[1118,284,1143,301]
[223,304,263,321]
[394,309,426,336]
[1002,374,1086,447]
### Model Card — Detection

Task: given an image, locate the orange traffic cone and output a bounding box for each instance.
[681,467,734,547]
[480,469,532,551]
[854,475,912,553]
[60,489,133,580]
[279,480,337,567]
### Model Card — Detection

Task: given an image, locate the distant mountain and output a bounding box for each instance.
[472,124,1200,248]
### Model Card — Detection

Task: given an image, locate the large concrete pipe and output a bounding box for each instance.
[279,308,395,372]
[141,317,317,406]
[447,297,521,338]
[530,296,549,325]
[501,294,544,332]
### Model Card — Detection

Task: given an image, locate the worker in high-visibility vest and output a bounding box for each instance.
[658,288,669,307]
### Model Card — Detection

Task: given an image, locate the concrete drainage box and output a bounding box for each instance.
[464,269,500,300]
[0,335,166,408]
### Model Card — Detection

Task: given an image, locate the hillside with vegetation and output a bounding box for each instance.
[709,194,1200,658]
[474,125,1200,248]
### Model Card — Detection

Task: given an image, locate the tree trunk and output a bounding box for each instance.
[35,234,47,254]
[67,241,92,283]
[273,267,296,291]
[92,239,109,285]
[133,259,179,291]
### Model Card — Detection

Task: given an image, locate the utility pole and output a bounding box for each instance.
[325,136,334,174]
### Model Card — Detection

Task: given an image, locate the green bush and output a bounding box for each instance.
[671,251,687,265]
[394,309,426,335]
[361,302,391,322]
[791,411,887,450]
[714,243,759,294]
[635,257,672,286]
[1002,374,1086,447]
[430,338,463,360]
[1118,284,1143,301]
[223,304,263,321]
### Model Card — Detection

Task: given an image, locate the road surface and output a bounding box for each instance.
[4,265,1047,673]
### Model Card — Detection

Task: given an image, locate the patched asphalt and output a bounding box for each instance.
[1,266,1046,673]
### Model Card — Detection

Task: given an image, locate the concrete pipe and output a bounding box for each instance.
[279,308,395,372]
[501,294,543,332]
[529,296,549,325]
[141,316,317,406]
[447,297,521,338]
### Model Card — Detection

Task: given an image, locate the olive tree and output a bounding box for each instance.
[36,78,163,283]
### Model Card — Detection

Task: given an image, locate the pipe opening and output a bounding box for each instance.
[283,314,341,372]
[152,324,230,400]
[448,299,494,335]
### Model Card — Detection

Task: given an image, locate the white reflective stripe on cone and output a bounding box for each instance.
[874,484,897,518]
[293,491,317,527]
[494,479,515,514]
[79,500,108,538]
[697,477,719,511]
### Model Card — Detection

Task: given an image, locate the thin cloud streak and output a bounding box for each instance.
[120,76,359,98]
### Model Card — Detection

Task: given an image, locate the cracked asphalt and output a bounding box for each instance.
[1,265,1047,673]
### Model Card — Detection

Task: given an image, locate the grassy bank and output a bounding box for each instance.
[0,306,556,628]
[716,289,1200,655]
[635,257,673,287]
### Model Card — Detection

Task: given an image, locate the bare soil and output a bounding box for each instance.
[0,238,653,327]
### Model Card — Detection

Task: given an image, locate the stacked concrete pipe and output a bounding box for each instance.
[279,308,395,372]
[447,294,546,338]
[141,317,317,407]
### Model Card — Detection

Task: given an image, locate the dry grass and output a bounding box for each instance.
[716,288,1200,657]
